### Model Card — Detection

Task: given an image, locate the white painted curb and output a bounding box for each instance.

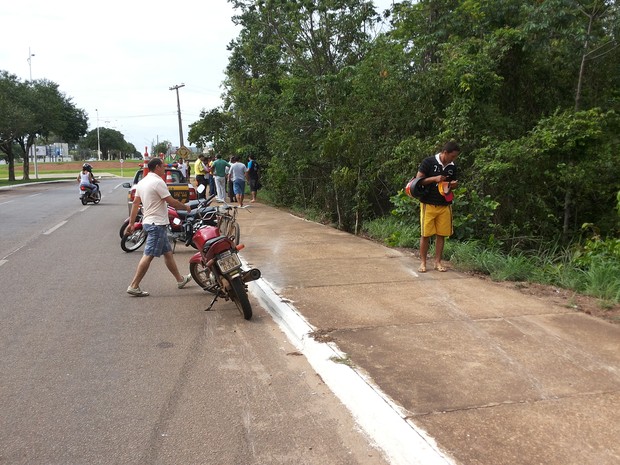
[248,277,457,465]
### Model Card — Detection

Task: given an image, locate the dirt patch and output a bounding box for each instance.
[490,278,620,324]
[10,161,142,174]
[309,329,336,343]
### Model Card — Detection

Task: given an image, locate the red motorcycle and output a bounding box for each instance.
[189,219,260,320]
[120,195,216,252]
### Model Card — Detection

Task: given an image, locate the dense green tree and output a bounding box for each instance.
[16,80,88,179]
[0,72,29,181]
[189,0,619,245]
[188,108,239,156]
[81,127,132,160]
[0,71,88,180]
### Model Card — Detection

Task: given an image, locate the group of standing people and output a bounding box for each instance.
[123,141,459,299]
[193,154,260,208]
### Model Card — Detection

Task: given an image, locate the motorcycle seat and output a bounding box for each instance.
[202,235,228,251]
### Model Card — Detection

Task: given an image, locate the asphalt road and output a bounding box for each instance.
[0,181,389,465]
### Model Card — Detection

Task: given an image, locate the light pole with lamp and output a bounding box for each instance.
[96,108,101,161]
[28,47,38,179]
[28,47,35,80]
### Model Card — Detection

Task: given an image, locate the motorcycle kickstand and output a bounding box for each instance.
[205,293,218,311]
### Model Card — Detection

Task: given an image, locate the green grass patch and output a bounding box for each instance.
[363,216,420,248]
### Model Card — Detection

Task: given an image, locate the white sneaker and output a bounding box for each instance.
[127,286,149,297]
[177,275,192,289]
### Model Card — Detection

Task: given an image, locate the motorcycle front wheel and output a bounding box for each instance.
[92,190,101,204]
[119,219,130,238]
[120,213,143,238]
[121,228,147,252]
[229,276,252,320]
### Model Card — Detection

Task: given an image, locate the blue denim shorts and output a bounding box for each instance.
[233,179,245,195]
[143,224,172,257]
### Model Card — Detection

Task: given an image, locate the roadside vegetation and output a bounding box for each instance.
[362,190,620,308]
[2,2,618,314]
[185,1,619,313]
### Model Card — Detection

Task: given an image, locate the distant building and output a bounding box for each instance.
[33,143,70,162]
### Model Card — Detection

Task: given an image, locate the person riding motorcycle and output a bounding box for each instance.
[77,163,99,196]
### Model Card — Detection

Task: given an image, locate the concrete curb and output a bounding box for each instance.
[247,275,457,465]
[0,175,120,191]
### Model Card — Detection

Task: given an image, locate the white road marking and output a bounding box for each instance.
[43,221,67,235]
[0,260,7,267]
[0,200,15,206]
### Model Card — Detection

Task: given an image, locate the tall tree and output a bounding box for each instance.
[81,127,132,160]
[0,72,30,181]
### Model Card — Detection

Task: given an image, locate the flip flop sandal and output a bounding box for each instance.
[418,264,427,273]
[434,264,447,272]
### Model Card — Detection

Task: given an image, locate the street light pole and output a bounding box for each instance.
[96,108,101,161]
[169,83,185,147]
[28,47,38,179]
[28,47,35,80]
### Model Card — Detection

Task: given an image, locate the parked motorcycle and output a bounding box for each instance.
[120,195,216,253]
[189,220,260,320]
[79,182,101,205]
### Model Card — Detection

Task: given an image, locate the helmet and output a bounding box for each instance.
[82,163,92,172]
[405,176,427,199]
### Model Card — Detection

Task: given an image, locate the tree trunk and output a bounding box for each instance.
[563,187,571,241]
[574,7,594,112]
[3,145,17,182]
[22,155,30,180]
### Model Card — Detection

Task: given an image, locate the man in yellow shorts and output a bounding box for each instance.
[415,141,460,272]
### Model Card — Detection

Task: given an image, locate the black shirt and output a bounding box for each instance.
[418,154,458,206]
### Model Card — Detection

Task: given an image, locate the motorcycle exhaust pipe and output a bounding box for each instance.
[242,268,261,283]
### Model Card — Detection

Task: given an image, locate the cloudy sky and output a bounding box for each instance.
[2,0,393,153]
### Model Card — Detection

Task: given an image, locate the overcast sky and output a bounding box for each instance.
[2,0,393,154]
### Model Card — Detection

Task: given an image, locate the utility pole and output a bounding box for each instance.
[96,108,101,161]
[169,83,185,148]
[28,47,38,179]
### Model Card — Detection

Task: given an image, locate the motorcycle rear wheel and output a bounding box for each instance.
[121,229,147,252]
[229,276,252,320]
[189,262,211,290]
[80,196,88,205]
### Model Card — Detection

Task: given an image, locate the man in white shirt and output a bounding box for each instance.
[125,158,192,296]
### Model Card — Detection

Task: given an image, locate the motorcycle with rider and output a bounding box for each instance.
[77,163,101,205]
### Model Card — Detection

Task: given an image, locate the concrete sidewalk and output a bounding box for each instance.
[237,202,620,465]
